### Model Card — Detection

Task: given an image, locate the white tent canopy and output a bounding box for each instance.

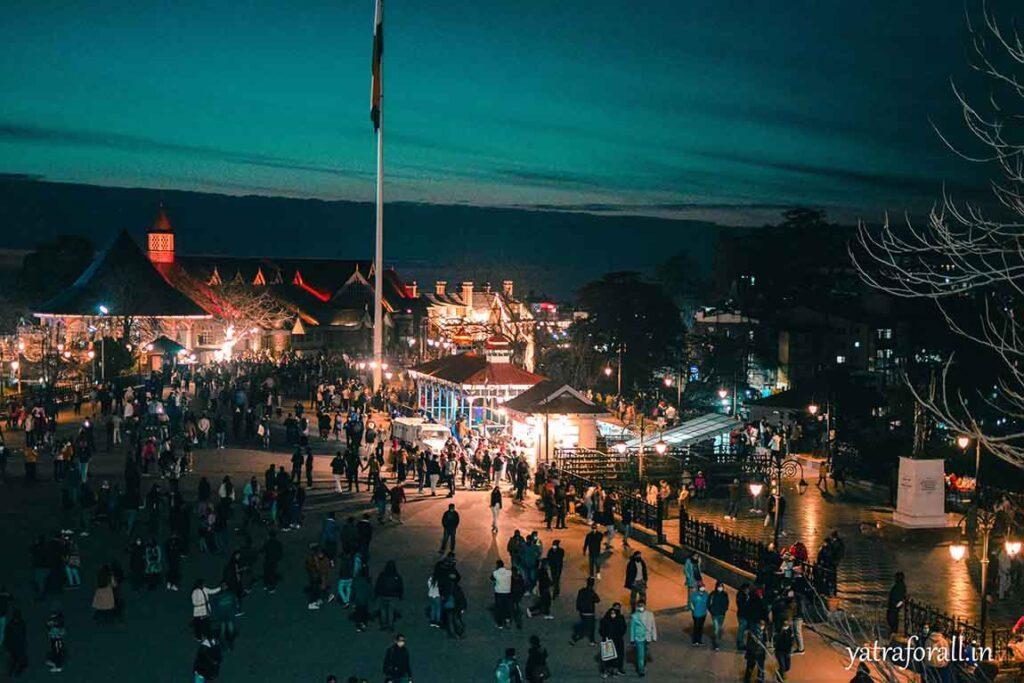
[624,412,737,448]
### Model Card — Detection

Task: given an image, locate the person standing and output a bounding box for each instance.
[683,552,701,609]
[304,448,314,489]
[570,577,600,645]
[584,524,604,579]
[44,607,66,673]
[261,530,283,594]
[775,619,795,679]
[492,560,513,629]
[620,505,633,548]
[624,551,648,612]
[708,580,730,651]
[743,621,767,683]
[382,633,412,683]
[726,478,741,519]
[374,560,404,631]
[598,603,626,678]
[439,504,459,554]
[546,540,564,598]
[490,485,503,534]
[886,572,907,636]
[330,452,345,493]
[389,483,406,524]
[688,581,709,646]
[630,600,657,678]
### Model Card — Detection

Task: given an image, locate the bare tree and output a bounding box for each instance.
[852,2,1024,469]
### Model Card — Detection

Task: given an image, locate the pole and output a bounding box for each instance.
[372,90,384,391]
[980,525,990,636]
[616,344,622,398]
[772,451,781,548]
[974,439,982,487]
[101,335,106,383]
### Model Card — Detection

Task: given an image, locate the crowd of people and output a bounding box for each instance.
[0,353,914,683]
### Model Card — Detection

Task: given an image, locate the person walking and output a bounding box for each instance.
[709,580,730,651]
[382,633,412,683]
[374,560,404,631]
[525,635,549,683]
[330,452,345,493]
[351,568,373,632]
[630,599,657,678]
[439,504,459,554]
[598,603,626,678]
[494,647,525,683]
[261,530,283,594]
[44,607,66,673]
[584,524,604,579]
[190,579,221,640]
[688,581,709,646]
[775,620,795,680]
[570,577,600,645]
[624,551,648,612]
[546,541,564,598]
[304,447,314,489]
[490,485,502,534]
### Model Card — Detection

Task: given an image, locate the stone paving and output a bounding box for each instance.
[668,469,1023,628]
[0,408,857,682]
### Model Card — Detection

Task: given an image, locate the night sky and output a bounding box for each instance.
[0,1,996,226]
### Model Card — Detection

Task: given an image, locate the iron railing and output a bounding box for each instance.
[902,598,1013,659]
[550,466,665,543]
[677,512,838,597]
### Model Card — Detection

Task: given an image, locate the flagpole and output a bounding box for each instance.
[372,82,384,392]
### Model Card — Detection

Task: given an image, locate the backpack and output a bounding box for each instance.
[495,659,512,683]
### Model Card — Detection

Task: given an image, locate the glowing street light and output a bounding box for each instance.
[384,371,393,381]
[10,360,19,371]
[97,304,110,315]
[956,435,971,451]
[717,388,728,400]
[654,441,667,455]
[663,376,673,387]
[748,481,763,498]
[1005,539,1022,557]
[614,442,627,455]
[808,403,819,416]
[604,366,613,377]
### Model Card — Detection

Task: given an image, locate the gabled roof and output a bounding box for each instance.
[410,352,545,388]
[149,335,187,356]
[34,231,208,318]
[624,412,736,447]
[503,380,607,415]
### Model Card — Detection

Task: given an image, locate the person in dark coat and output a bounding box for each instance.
[193,635,222,682]
[382,633,412,683]
[598,603,627,676]
[374,560,405,631]
[4,608,27,677]
[886,571,907,635]
[624,551,648,612]
[583,524,604,578]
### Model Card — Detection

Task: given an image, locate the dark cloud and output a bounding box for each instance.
[0,122,373,180]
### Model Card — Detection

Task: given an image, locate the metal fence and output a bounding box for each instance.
[550,466,665,543]
[677,512,838,597]
[902,598,1013,659]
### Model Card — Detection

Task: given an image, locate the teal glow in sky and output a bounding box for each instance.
[0,0,992,225]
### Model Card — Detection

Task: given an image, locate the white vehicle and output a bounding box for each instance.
[391,416,451,454]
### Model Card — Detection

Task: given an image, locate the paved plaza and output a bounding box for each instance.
[0,408,858,682]
[673,468,1020,627]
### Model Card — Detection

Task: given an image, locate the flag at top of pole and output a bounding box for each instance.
[369,0,385,391]
[370,0,383,132]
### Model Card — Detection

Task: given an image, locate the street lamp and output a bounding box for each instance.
[614,442,627,455]
[604,366,613,377]
[718,388,728,399]
[748,481,764,512]
[654,440,667,455]
[1005,538,1022,557]
[808,403,819,416]
[949,506,1002,635]
[96,304,110,383]
[10,360,21,393]
[956,435,984,486]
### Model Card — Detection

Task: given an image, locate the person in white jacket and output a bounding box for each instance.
[630,601,658,678]
[190,579,221,640]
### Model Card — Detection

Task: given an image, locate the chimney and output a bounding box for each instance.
[404,280,419,298]
[435,280,447,296]
[502,279,514,298]
[461,281,474,305]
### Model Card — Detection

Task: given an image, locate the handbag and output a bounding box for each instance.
[600,639,617,661]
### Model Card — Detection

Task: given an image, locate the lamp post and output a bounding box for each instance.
[763,449,808,548]
[748,481,764,513]
[948,506,1008,637]
[956,435,983,488]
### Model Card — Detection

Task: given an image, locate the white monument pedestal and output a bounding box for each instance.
[892,457,949,528]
